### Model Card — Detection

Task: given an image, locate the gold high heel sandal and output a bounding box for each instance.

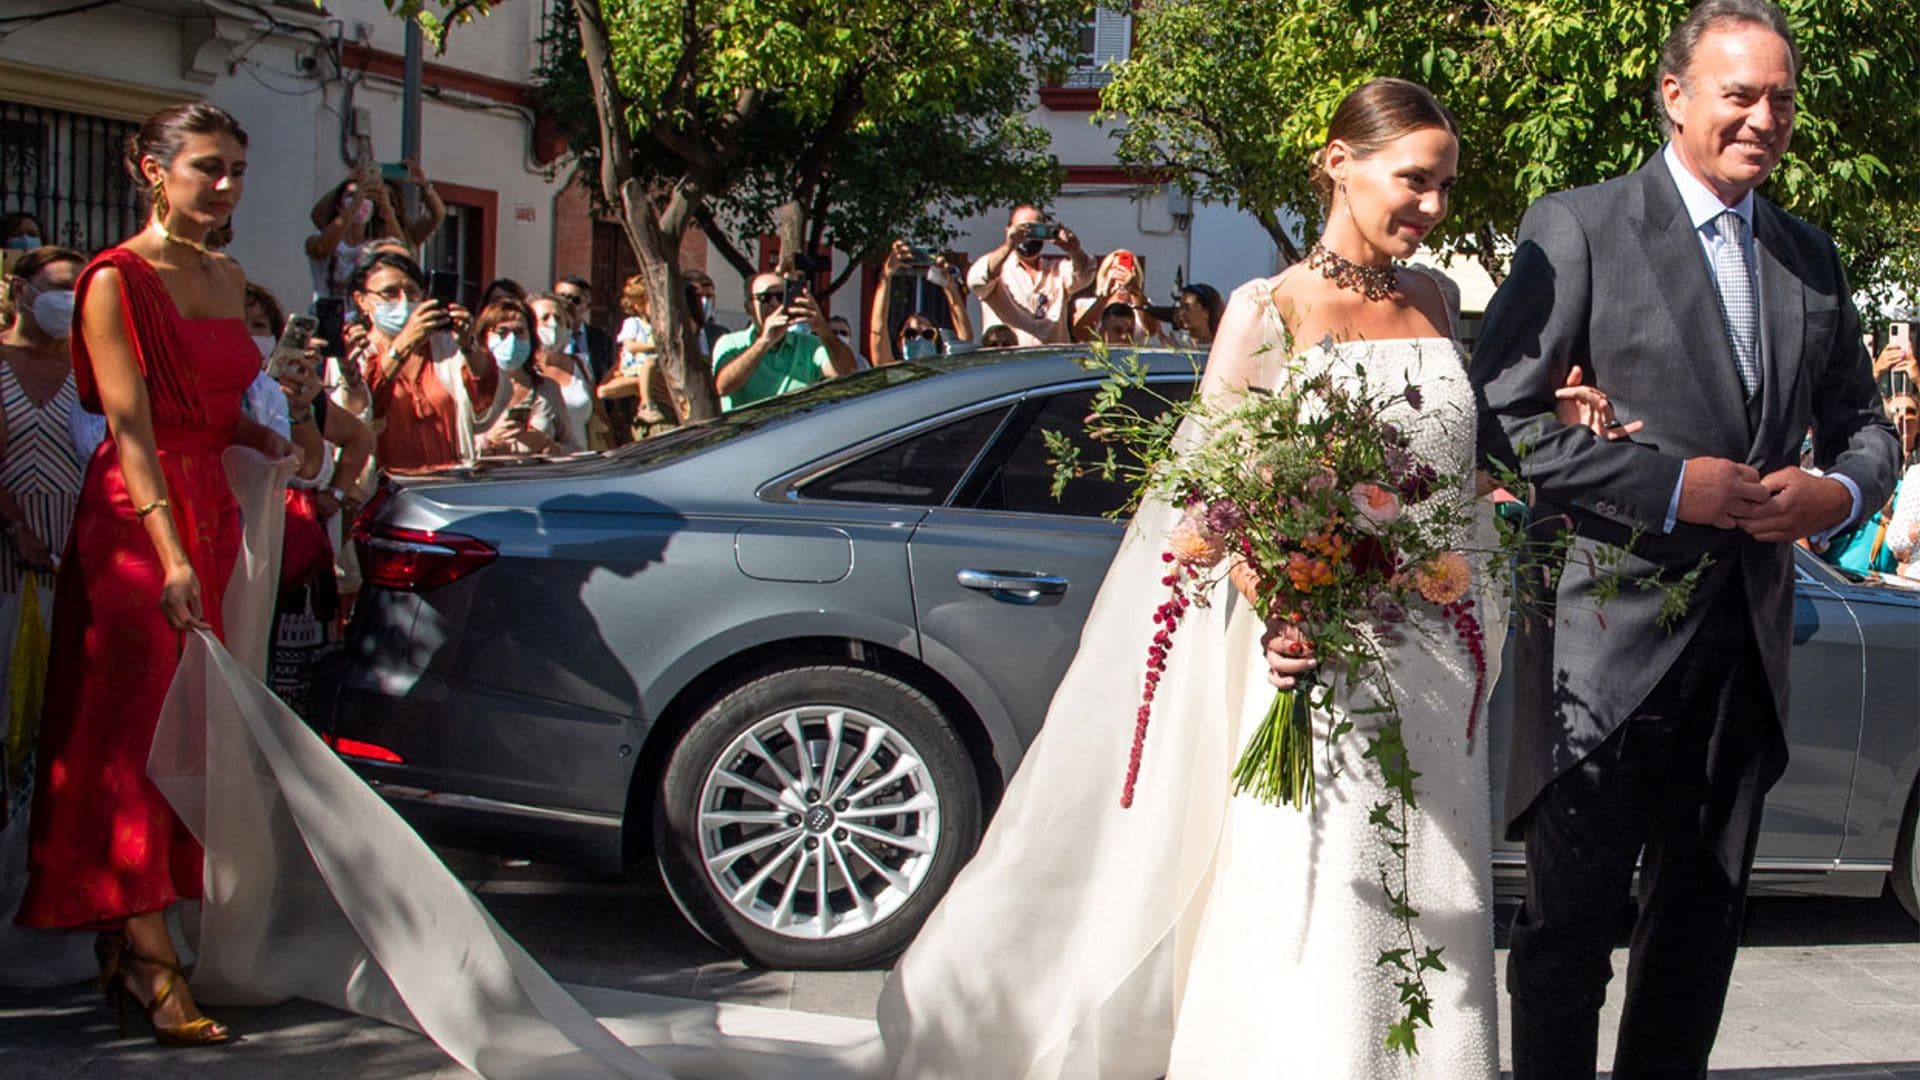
[95,932,237,1047]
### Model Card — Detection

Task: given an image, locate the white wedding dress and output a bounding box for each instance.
[135,277,1506,1079]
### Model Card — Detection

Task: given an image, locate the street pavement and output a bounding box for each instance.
[2,847,1916,1078]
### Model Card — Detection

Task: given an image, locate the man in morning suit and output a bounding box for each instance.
[1470,2,1901,1076]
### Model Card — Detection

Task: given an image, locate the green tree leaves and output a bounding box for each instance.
[1104,1,1920,291]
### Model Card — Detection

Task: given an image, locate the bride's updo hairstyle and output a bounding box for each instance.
[1308,79,1457,213]
[123,102,249,213]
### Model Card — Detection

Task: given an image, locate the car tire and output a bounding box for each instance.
[654,664,983,969]
[1894,781,1920,923]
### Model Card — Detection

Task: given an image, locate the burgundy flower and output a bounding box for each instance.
[1397,463,1440,504]
[1204,498,1245,536]
[1350,535,1400,578]
[1404,384,1424,411]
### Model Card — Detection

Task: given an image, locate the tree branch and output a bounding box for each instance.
[570,0,633,201]
[696,205,759,282]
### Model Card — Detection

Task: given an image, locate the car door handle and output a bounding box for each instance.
[956,569,1069,605]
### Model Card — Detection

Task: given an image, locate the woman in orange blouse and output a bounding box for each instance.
[349,252,497,471]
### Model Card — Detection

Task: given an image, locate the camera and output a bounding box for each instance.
[783,277,808,307]
[1026,221,1058,241]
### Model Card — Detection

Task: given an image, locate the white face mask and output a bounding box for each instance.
[252,333,277,361]
[29,289,75,339]
[537,322,560,349]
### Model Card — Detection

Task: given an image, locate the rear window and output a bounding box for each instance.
[607,365,935,469]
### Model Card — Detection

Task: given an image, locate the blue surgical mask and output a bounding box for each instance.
[29,289,74,339]
[903,337,940,361]
[372,298,414,336]
[7,234,41,252]
[537,322,559,349]
[489,332,530,371]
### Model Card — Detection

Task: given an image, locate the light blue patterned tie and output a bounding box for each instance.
[1711,210,1761,398]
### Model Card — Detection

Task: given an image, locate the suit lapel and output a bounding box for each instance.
[1632,163,1751,442]
[1752,200,1807,455]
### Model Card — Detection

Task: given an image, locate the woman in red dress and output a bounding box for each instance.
[15,103,291,1046]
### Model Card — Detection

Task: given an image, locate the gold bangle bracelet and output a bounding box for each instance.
[135,498,171,519]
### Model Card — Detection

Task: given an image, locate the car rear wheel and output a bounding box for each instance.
[1895,781,1920,923]
[654,665,982,968]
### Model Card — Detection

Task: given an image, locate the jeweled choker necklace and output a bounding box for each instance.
[1306,242,1398,301]
[150,220,210,254]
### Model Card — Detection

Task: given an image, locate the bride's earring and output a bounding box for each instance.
[150,176,170,224]
[1339,182,1357,225]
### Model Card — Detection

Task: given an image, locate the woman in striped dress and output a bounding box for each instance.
[0,246,87,724]
[0,245,91,987]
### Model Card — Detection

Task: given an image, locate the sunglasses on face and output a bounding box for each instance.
[901,327,940,341]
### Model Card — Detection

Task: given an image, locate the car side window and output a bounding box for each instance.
[966,381,1193,518]
[797,405,1012,505]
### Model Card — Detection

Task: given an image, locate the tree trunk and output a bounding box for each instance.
[774,199,805,276]
[572,0,720,422]
[623,185,722,422]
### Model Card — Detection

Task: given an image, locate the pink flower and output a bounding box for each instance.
[1349,482,1402,532]
[1415,551,1472,605]
[1168,517,1226,567]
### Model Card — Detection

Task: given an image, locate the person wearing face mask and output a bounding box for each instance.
[529,292,606,449]
[867,239,974,366]
[306,160,445,305]
[966,205,1094,345]
[681,267,728,360]
[0,243,87,742]
[349,250,495,471]
[0,246,86,585]
[476,299,579,456]
[1,213,45,257]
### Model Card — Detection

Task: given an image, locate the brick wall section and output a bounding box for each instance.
[549,175,595,287]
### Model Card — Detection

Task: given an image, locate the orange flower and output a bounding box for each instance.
[1303,529,1351,561]
[1414,551,1472,605]
[1168,518,1226,567]
[1286,552,1336,592]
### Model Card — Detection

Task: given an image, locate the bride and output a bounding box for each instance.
[87,79,1629,1078]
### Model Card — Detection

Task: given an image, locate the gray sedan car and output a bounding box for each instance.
[327,346,1920,970]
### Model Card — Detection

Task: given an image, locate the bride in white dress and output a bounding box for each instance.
[131,79,1631,1079]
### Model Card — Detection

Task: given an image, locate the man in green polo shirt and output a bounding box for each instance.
[712,271,858,410]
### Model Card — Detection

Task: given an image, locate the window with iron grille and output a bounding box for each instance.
[0,100,142,254]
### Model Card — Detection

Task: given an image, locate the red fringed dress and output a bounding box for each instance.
[15,248,257,929]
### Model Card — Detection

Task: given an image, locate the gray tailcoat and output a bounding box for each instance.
[1470,156,1900,837]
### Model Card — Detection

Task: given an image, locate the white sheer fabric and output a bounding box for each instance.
[135,282,1507,1079]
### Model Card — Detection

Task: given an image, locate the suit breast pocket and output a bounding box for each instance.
[1801,307,1840,368]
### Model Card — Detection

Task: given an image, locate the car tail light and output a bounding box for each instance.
[350,485,393,543]
[323,733,405,764]
[362,525,497,591]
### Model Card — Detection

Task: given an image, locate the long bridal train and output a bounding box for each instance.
[152,349,1507,1077]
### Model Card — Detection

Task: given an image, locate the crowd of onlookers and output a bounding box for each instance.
[0,187,1218,726]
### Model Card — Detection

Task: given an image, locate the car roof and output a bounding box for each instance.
[394,345,1205,510]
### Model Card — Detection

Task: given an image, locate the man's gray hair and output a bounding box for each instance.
[1653,0,1800,134]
